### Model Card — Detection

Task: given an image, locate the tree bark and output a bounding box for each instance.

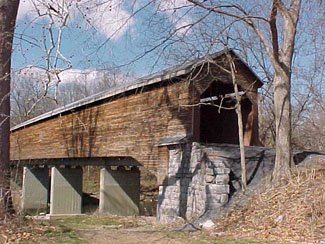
[271,0,301,183]
[272,71,292,182]
[227,52,247,192]
[236,97,247,191]
[0,0,20,216]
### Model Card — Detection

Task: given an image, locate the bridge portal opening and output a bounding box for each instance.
[198,82,252,144]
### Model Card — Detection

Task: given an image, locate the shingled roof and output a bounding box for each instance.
[11,49,262,131]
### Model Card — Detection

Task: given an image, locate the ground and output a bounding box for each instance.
[0,216,263,244]
[2,162,325,244]
[213,167,325,243]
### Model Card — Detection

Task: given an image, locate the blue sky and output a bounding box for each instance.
[14,1,141,76]
[13,0,196,83]
[12,0,325,97]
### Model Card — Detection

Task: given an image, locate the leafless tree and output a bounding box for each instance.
[0,0,20,217]
[183,0,302,183]
[225,50,247,192]
[10,70,128,125]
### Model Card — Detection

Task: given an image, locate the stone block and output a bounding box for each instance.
[99,167,140,216]
[206,184,230,194]
[157,168,168,186]
[205,175,215,183]
[169,199,182,206]
[205,168,214,176]
[214,167,231,175]
[215,174,229,184]
[206,193,228,203]
[50,167,82,215]
[211,161,227,168]
[158,207,180,216]
[170,194,181,201]
[206,194,221,203]
[167,168,178,175]
[220,194,228,203]
[157,215,179,224]
[22,166,49,213]
[166,185,178,191]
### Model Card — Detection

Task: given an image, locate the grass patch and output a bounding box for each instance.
[53,215,126,230]
[42,223,82,244]
[0,218,84,244]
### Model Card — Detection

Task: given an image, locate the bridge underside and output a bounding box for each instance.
[15,157,141,217]
[11,156,142,167]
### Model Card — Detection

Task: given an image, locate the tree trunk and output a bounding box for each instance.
[272,71,292,183]
[236,100,247,192]
[271,0,301,183]
[0,0,20,217]
[227,51,247,192]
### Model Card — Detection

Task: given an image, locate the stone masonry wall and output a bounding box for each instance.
[157,142,323,223]
[186,144,230,220]
[157,143,191,223]
[157,143,230,223]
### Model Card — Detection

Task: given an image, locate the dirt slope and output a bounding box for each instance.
[214,168,325,243]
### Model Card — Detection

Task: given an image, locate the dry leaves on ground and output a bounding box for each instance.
[0,218,56,243]
[214,169,325,243]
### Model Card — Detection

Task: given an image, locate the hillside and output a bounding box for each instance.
[213,165,325,243]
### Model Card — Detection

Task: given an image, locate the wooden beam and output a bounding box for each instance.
[10,157,142,167]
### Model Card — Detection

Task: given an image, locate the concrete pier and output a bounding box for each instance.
[99,166,140,216]
[22,166,49,213]
[50,166,83,215]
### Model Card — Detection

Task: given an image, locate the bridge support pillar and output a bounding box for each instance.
[99,166,140,216]
[22,166,49,213]
[50,166,83,215]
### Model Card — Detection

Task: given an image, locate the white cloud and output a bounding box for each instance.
[156,0,189,13]
[16,66,130,85]
[17,0,134,41]
[58,69,108,84]
[17,0,39,20]
[155,0,193,35]
[16,66,102,84]
[78,0,134,40]
[174,15,192,34]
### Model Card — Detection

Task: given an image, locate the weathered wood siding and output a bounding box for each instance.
[10,79,197,176]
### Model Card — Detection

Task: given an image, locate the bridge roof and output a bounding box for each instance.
[11,49,262,131]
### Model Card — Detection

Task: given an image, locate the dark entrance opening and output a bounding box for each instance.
[199,82,252,144]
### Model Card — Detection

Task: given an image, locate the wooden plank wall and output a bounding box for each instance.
[10,79,195,179]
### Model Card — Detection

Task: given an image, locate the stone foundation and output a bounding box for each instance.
[157,142,278,223]
[157,143,231,223]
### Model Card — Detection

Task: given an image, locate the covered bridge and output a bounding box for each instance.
[10,50,263,216]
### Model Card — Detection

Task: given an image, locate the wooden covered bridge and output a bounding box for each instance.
[10,50,263,216]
